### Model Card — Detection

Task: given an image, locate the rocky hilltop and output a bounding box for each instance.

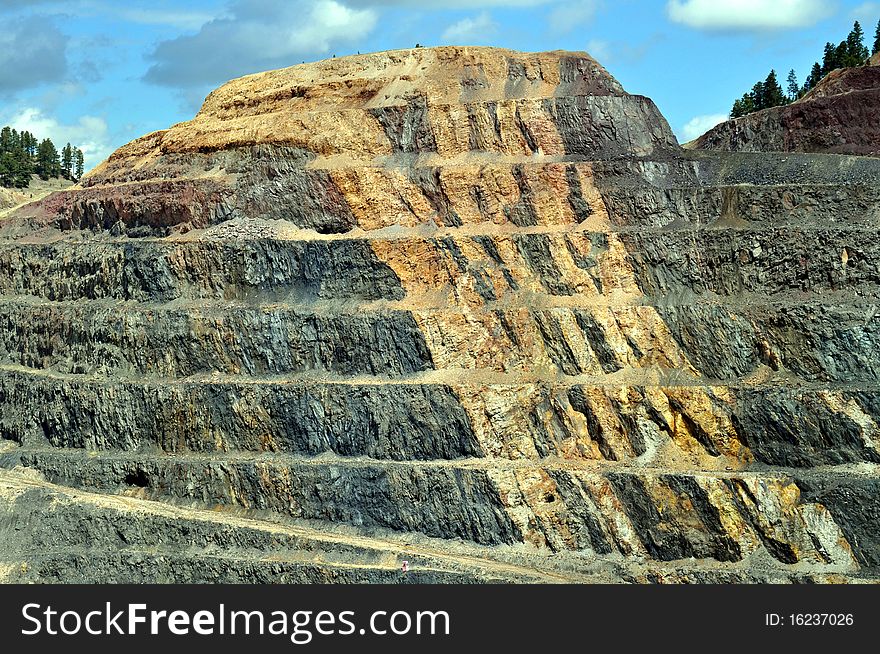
[692,51,880,155]
[1,46,880,583]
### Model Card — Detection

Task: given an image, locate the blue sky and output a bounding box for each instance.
[1,0,879,170]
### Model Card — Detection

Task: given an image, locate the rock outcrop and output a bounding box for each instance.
[1,46,879,583]
[691,53,880,155]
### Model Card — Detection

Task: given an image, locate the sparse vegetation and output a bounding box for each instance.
[731,20,874,119]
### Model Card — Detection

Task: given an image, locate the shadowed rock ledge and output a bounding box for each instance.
[1,46,879,583]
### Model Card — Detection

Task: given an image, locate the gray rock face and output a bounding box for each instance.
[0,47,879,583]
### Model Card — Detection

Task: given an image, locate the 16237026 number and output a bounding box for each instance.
[790,614,854,626]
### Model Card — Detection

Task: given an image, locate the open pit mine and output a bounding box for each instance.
[1,47,879,583]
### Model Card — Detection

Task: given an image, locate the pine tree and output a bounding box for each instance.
[731,98,744,118]
[822,42,836,74]
[731,90,757,117]
[0,126,13,153]
[749,81,765,110]
[23,131,37,157]
[786,69,799,100]
[61,143,73,179]
[806,62,823,91]
[35,139,60,181]
[0,127,29,188]
[0,152,16,188]
[74,148,84,180]
[835,41,849,67]
[731,94,753,118]
[767,70,787,107]
[12,149,31,188]
[847,21,869,64]
[873,18,880,55]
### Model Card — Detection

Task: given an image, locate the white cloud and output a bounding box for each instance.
[548,1,598,34]
[290,0,377,53]
[441,11,497,43]
[145,0,378,88]
[852,2,879,21]
[679,113,728,141]
[666,0,833,30]
[111,7,218,31]
[348,0,551,6]
[585,38,611,62]
[0,1,221,30]
[4,107,113,171]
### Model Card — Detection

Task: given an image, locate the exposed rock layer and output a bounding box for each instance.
[1,47,879,583]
